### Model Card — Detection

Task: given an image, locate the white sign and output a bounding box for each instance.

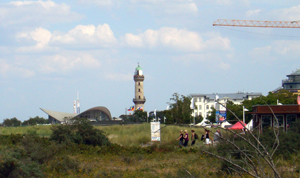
[151,122,160,141]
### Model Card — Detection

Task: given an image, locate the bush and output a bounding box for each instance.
[50,118,110,147]
[48,155,80,174]
[0,147,44,178]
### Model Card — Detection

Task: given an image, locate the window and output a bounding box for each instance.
[274,115,284,127]
[206,105,209,109]
[199,98,201,102]
[138,82,140,86]
[138,89,141,92]
[199,105,202,110]
[261,115,271,128]
[287,114,296,127]
[139,96,141,99]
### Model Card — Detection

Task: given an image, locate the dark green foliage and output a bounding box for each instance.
[0,134,23,145]
[22,116,48,126]
[225,100,246,124]
[49,124,74,143]
[2,117,22,127]
[215,120,300,174]
[50,118,110,146]
[194,114,203,124]
[0,133,61,178]
[164,93,193,124]
[0,151,44,178]
[207,107,217,123]
[48,155,79,174]
[132,110,147,122]
[224,90,298,124]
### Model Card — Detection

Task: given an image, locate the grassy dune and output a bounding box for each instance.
[0,125,52,136]
[0,123,210,147]
[1,124,299,177]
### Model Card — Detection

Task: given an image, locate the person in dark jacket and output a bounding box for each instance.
[191,130,196,146]
[183,130,189,147]
[176,130,184,146]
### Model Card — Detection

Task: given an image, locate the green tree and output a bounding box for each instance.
[223,90,298,124]
[243,89,297,112]
[50,118,110,146]
[225,101,246,124]
[133,110,147,122]
[166,93,193,124]
[206,107,216,123]
[3,117,21,127]
[22,116,48,126]
[194,115,203,124]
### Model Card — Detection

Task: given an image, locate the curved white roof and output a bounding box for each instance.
[40,108,77,122]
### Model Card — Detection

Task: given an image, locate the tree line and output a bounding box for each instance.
[2,116,49,127]
[129,89,298,125]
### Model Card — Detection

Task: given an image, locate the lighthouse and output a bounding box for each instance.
[133,63,146,110]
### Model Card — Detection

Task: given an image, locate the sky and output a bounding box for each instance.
[1,0,300,121]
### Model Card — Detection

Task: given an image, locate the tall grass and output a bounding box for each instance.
[0,123,211,147]
[0,125,52,136]
[96,123,209,147]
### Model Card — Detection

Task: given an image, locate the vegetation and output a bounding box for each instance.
[225,89,298,123]
[164,93,193,124]
[2,116,48,127]
[50,118,110,146]
[0,121,299,177]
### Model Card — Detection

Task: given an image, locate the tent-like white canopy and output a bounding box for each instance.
[246,119,253,131]
[220,121,232,128]
[195,119,211,127]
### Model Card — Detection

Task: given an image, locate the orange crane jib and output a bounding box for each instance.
[213,19,300,28]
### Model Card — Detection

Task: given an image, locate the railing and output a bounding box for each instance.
[134,75,144,81]
[133,98,146,103]
[282,79,298,83]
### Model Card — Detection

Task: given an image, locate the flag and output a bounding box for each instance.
[154,109,156,116]
[127,106,134,111]
[190,98,194,109]
[137,106,143,110]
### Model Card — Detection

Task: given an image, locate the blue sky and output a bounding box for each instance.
[1,0,300,121]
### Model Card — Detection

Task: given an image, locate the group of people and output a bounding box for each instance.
[176,129,221,147]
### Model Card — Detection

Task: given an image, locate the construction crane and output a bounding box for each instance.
[213,19,300,28]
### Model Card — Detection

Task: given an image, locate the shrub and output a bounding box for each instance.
[50,118,110,147]
[0,147,44,178]
[48,155,80,174]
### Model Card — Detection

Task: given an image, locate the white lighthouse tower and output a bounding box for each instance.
[133,63,146,110]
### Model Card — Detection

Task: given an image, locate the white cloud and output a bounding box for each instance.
[17,28,52,48]
[122,27,231,52]
[51,24,118,47]
[214,0,250,6]
[78,0,198,15]
[272,40,300,55]
[1,1,83,28]
[271,5,300,21]
[16,24,118,52]
[0,59,35,78]
[246,9,261,17]
[78,0,114,6]
[105,73,132,81]
[39,54,101,73]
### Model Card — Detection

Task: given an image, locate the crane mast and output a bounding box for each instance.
[213,19,300,28]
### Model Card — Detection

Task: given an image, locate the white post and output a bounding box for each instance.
[243,106,245,124]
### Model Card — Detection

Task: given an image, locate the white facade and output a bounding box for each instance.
[191,92,262,119]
